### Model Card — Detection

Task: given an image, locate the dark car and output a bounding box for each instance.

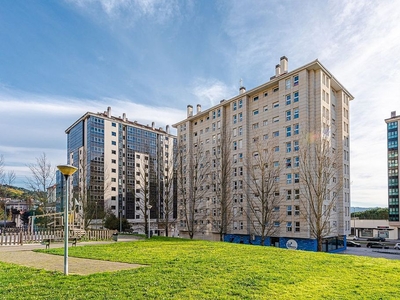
[366,242,389,249]
[347,241,361,247]
[367,237,386,242]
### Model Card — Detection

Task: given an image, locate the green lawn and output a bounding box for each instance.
[1,237,399,299]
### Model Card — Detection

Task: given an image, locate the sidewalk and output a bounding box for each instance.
[0,241,145,275]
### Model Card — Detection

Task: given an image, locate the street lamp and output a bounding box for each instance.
[57,164,78,276]
[119,208,122,232]
[147,205,152,239]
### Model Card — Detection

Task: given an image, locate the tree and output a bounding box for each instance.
[298,134,342,251]
[352,208,388,220]
[213,123,234,241]
[104,209,131,231]
[244,138,282,245]
[6,170,16,186]
[26,152,55,205]
[177,139,211,239]
[134,152,152,236]
[159,142,176,237]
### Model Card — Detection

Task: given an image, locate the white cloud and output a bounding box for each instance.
[191,78,234,107]
[67,0,181,25]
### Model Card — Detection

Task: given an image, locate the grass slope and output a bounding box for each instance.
[1,237,399,299]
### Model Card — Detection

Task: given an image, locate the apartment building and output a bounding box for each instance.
[64,107,177,234]
[385,111,400,232]
[173,57,353,251]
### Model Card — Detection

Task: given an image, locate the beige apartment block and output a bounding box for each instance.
[173,57,354,247]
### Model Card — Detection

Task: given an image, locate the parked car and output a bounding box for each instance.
[367,237,386,242]
[347,241,361,247]
[394,243,400,250]
[366,242,389,249]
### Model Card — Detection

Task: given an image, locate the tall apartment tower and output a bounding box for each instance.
[65,107,177,234]
[385,111,400,229]
[173,57,353,251]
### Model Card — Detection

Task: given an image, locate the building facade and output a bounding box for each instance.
[385,111,400,230]
[64,107,177,234]
[173,57,353,251]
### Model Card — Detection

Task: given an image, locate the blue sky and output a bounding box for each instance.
[0,0,399,207]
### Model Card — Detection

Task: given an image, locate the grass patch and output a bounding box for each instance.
[1,237,400,299]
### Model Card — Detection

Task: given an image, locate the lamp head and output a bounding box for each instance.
[57,165,78,177]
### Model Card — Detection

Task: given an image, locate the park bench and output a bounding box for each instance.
[41,237,79,249]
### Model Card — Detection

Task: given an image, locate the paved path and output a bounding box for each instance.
[0,241,145,275]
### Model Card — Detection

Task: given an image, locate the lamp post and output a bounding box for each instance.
[57,164,78,276]
[147,205,152,239]
[119,208,122,232]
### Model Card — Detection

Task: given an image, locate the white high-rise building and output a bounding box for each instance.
[173,57,353,251]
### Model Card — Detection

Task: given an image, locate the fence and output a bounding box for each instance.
[0,229,115,246]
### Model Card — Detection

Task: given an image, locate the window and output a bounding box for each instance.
[274,161,279,167]
[217,109,221,117]
[253,96,259,101]
[112,131,116,136]
[273,102,279,108]
[238,126,243,136]
[286,79,291,90]
[238,99,243,108]
[274,146,280,152]
[217,121,221,129]
[233,128,237,137]
[239,113,243,122]
[294,173,299,183]
[273,131,279,137]
[263,134,268,140]
[273,87,279,92]
[286,94,291,105]
[112,150,116,155]
[293,75,299,86]
[287,222,292,232]
[253,109,259,115]
[112,141,116,145]
[286,189,292,200]
[287,205,292,215]
[294,189,300,199]
[286,110,291,121]
[213,111,216,119]
[233,102,237,111]
[253,123,259,129]
[286,158,292,168]
[263,105,268,112]
[111,178,116,182]
[264,92,268,97]
[233,141,237,150]
[295,205,300,216]
[294,124,299,135]
[112,122,116,127]
[295,222,300,232]
[293,91,299,102]
[294,140,299,152]
[273,116,279,123]
[286,142,292,153]
[233,115,237,124]
[287,174,292,184]
[111,159,116,164]
[111,187,116,191]
[286,126,291,137]
[274,221,280,227]
[294,108,299,119]
[263,120,268,126]
[294,156,299,167]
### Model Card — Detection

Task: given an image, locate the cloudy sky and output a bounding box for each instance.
[0,0,399,207]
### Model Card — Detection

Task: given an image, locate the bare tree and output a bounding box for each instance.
[244,138,283,246]
[298,134,342,251]
[26,152,55,205]
[160,145,176,237]
[6,170,16,186]
[134,152,152,236]
[213,124,234,241]
[0,155,5,185]
[177,139,210,239]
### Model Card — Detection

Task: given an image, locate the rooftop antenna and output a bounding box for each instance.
[239,78,243,88]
